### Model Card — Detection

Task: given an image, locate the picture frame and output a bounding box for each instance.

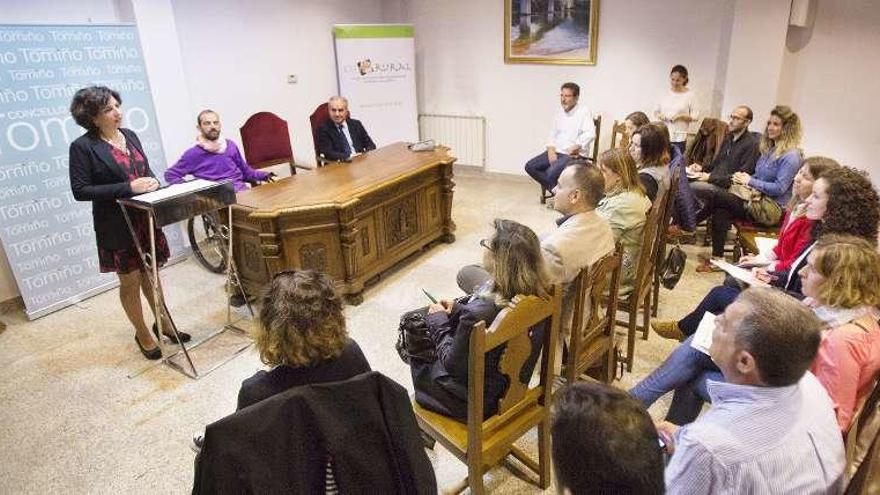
[504,0,600,65]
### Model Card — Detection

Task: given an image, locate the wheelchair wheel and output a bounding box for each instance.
[187,214,228,273]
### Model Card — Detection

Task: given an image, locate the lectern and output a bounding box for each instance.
[118,179,251,379]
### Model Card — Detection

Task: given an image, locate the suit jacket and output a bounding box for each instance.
[68,128,155,251]
[193,371,436,495]
[316,118,376,161]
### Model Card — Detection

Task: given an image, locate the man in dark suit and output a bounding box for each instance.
[316,96,376,162]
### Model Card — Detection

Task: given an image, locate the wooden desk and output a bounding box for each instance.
[231,142,456,303]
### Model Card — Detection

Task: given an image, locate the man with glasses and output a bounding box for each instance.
[524,82,596,199]
[687,105,760,203]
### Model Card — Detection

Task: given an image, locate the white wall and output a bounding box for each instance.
[170,0,388,167]
[776,0,880,181]
[409,0,735,175]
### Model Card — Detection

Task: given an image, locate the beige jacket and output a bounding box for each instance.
[541,210,615,332]
[596,190,652,295]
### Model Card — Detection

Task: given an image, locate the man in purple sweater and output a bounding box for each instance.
[165,110,271,191]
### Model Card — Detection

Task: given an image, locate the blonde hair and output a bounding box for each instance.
[760,105,803,157]
[599,148,646,196]
[811,234,880,308]
[485,219,549,302]
[256,270,348,367]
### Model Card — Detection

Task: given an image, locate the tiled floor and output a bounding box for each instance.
[0,168,723,493]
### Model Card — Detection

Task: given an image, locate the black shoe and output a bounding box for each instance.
[229,293,247,307]
[420,430,436,450]
[153,322,191,344]
[135,335,162,360]
[191,433,205,454]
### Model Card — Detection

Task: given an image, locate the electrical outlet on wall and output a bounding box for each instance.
[287,74,298,84]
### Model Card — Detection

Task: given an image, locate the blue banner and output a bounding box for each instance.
[0,24,184,319]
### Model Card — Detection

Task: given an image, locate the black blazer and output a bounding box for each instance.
[237,339,371,410]
[68,128,155,251]
[316,118,376,162]
[193,371,437,495]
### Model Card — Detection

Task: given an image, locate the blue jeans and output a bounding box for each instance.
[629,335,720,409]
[524,151,571,191]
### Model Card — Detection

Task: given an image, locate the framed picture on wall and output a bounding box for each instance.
[505,0,600,65]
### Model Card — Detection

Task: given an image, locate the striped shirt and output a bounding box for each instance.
[665,372,845,495]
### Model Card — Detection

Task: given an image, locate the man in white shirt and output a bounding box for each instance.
[524,82,595,200]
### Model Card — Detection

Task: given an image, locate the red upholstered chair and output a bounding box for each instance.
[239,112,296,175]
[310,103,341,166]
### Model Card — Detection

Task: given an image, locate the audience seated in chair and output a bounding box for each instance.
[191,270,371,450]
[630,123,670,203]
[684,117,728,173]
[595,149,651,296]
[652,120,698,233]
[409,219,550,421]
[552,382,664,495]
[193,371,435,494]
[637,233,880,430]
[736,157,839,272]
[525,82,595,201]
[695,105,803,268]
[655,288,844,494]
[458,162,613,346]
[651,165,880,343]
[165,109,273,192]
[314,95,376,162]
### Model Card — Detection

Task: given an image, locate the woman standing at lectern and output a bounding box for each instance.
[68,86,190,360]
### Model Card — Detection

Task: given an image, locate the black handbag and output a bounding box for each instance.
[395,311,436,364]
[660,244,687,290]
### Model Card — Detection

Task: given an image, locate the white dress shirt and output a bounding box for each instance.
[546,102,595,156]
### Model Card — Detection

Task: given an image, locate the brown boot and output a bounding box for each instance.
[652,320,684,341]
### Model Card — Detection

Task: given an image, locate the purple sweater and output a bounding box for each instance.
[164,140,269,192]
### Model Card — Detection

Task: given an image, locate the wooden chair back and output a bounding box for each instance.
[591,115,602,162]
[635,182,669,303]
[610,119,629,150]
[309,102,330,165]
[563,244,623,384]
[414,289,562,494]
[844,377,880,493]
[651,165,682,317]
[239,112,296,175]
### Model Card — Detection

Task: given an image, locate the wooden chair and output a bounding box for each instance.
[562,245,623,385]
[539,116,603,204]
[309,102,331,166]
[413,290,562,494]
[844,378,880,493]
[613,183,669,372]
[239,112,299,175]
[610,119,629,150]
[732,220,780,262]
[651,166,683,317]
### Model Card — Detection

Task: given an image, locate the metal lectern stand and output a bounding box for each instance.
[118,179,252,379]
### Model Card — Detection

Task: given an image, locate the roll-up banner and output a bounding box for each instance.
[333,24,418,146]
[0,24,184,319]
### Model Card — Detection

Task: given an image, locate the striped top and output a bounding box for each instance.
[665,372,845,494]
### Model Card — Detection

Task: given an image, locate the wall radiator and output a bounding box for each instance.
[418,114,486,167]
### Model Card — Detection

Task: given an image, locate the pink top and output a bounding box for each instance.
[811,314,880,432]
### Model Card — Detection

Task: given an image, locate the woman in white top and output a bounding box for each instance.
[654,65,698,156]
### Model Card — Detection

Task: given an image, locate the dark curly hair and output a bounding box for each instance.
[256,269,348,367]
[69,86,121,134]
[814,166,880,244]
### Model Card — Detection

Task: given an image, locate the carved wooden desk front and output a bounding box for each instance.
[231,142,456,304]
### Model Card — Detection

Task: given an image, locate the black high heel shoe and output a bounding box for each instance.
[135,335,162,360]
[153,322,191,344]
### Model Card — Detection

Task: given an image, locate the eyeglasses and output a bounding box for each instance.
[479,238,491,250]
